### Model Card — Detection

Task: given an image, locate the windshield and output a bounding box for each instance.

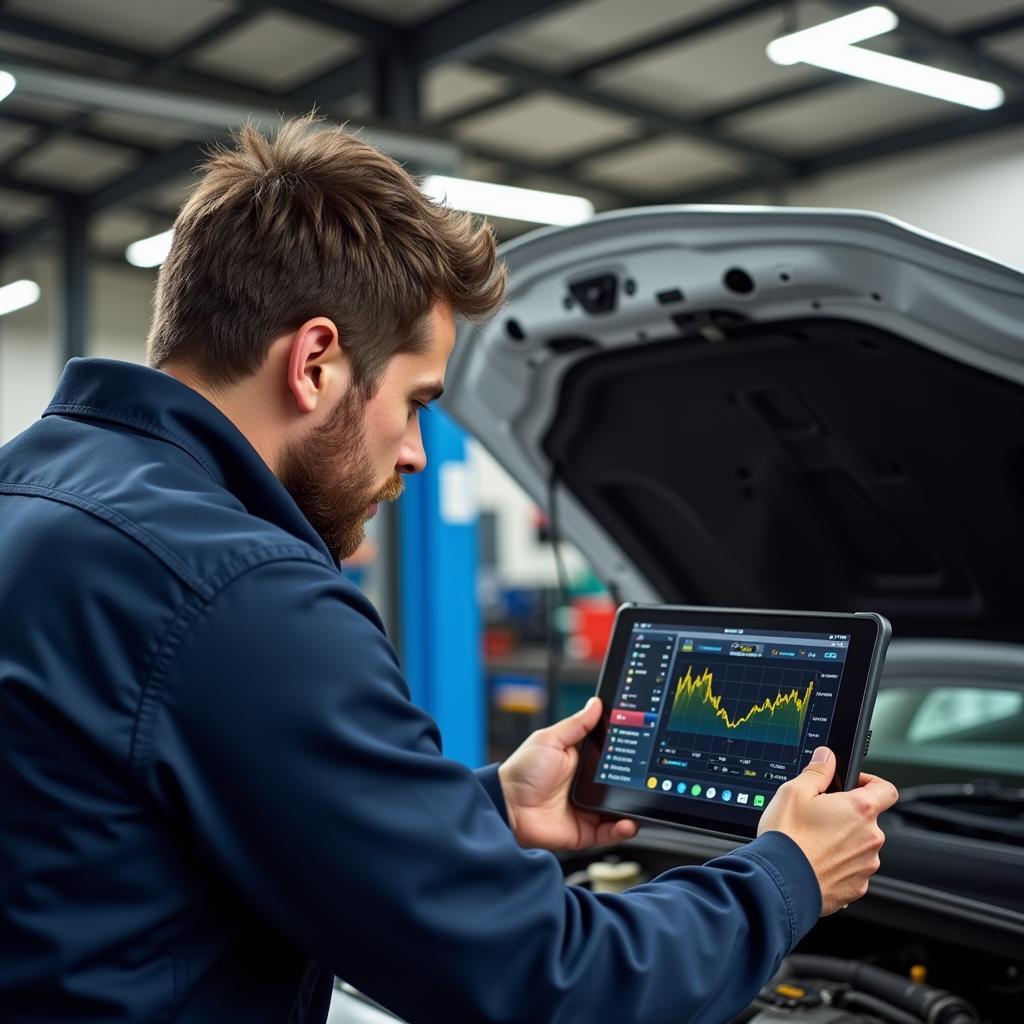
[865,672,1024,790]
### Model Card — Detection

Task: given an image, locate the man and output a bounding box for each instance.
[0,117,897,1023]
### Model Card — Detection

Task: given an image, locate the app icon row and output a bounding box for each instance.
[646,776,765,808]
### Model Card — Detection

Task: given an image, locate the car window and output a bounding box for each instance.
[906,687,1024,742]
[867,683,1024,788]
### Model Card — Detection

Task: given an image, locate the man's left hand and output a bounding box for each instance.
[498,697,639,851]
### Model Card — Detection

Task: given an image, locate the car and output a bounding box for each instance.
[439,205,1024,1023]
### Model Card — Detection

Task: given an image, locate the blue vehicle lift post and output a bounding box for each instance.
[398,410,484,767]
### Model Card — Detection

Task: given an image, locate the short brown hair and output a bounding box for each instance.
[147,115,506,393]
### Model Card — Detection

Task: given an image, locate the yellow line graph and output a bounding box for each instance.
[670,665,814,735]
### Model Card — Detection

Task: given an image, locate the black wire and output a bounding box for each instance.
[547,470,572,609]
[546,470,570,725]
[838,990,924,1024]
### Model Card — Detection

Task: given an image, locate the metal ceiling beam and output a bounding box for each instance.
[288,52,370,107]
[280,0,584,107]
[426,0,782,138]
[829,0,1024,91]
[799,95,1024,175]
[150,5,266,77]
[0,11,260,97]
[961,10,1024,41]
[405,0,580,68]
[566,0,782,80]
[269,0,643,202]
[700,75,848,126]
[84,139,208,215]
[0,217,53,258]
[504,75,849,189]
[0,10,145,66]
[266,0,400,48]
[0,170,73,200]
[0,54,458,168]
[505,2,1024,194]
[340,2,798,184]
[463,141,643,206]
[369,46,421,127]
[0,11,250,195]
[0,108,160,159]
[669,95,1024,204]
[473,54,793,178]
[435,86,531,128]
[0,56,278,135]
[0,0,272,183]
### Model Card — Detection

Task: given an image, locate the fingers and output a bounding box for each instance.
[855,774,900,813]
[542,696,602,749]
[611,818,638,840]
[794,746,836,795]
[594,817,638,846]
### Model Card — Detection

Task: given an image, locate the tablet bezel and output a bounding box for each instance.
[571,604,890,842]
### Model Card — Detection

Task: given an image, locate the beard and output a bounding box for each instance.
[278,388,404,562]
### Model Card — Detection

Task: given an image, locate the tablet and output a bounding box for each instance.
[572,604,891,842]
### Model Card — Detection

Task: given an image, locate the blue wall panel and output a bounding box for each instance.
[398,410,484,767]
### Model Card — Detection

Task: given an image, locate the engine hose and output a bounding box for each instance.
[839,990,931,1024]
[781,955,978,1024]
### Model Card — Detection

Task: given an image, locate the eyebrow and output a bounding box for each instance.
[412,381,445,403]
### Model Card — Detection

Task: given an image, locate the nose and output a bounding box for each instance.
[397,415,427,475]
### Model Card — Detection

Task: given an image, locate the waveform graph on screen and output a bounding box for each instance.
[666,662,814,759]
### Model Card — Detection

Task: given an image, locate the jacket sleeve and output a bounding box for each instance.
[473,764,511,825]
[139,557,821,1024]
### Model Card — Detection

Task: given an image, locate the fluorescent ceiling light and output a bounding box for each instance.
[0,279,40,316]
[767,6,897,65]
[767,6,1004,110]
[799,45,1005,110]
[422,175,594,226]
[0,71,15,103]
[126,228,174,268]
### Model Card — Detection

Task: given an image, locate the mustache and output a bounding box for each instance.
[374,474,405,504]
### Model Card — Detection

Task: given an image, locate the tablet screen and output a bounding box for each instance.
[593,618,851,815]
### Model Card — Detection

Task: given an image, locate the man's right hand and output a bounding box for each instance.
[757,746,899,916]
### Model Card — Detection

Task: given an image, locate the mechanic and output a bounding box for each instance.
[0,117,898,1024]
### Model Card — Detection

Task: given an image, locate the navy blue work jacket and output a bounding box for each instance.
[0,358,821,1023]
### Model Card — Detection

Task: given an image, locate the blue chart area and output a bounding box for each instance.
[663,656,816,763]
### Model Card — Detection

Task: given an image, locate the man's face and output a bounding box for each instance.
[279,300,456,561]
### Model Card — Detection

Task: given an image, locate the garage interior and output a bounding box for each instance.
[1,3,1023,1023]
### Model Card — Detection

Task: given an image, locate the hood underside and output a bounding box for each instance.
[443,206,1024,642]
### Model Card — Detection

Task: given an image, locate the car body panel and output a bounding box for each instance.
[444,206,1024,642]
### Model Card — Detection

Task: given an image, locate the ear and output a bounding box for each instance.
[285,317,344,414]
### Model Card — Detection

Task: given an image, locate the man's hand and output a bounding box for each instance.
[758,746,899,915]
[498,697,639,851]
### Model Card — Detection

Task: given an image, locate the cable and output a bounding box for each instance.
[545,470,570,725]
[547,469,572,609]
[783,957,979,1024]
[839,990,924,1024]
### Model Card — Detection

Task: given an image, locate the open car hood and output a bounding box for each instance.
[443,206,1024,642]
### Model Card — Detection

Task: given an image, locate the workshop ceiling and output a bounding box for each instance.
[1,0,1024,262]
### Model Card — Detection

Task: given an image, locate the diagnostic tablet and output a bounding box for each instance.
[572,604,891,842]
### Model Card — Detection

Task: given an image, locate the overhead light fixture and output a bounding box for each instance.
[767,6,1005,111]
[0,279,40,316]
[767,6,898,62]
[0,71,15,102]
[422,175,594,226]
[125,228,174,268]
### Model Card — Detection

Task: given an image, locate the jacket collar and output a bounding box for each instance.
[44,358,335,562]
